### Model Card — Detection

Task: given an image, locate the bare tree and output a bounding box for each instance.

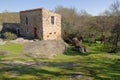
[104,1,120,53]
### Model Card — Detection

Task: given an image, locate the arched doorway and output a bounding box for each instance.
[33,27,37,38]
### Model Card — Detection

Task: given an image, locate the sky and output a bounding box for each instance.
[0,0,119,15]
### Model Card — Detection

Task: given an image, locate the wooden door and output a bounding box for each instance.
[33,27,37,38]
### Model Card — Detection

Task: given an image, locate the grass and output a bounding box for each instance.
[0,43,23,54]
[0,42,120,80]
[0,43,23,61]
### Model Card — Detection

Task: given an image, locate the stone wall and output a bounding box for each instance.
[20,9,43,39]
[42,9,61,40]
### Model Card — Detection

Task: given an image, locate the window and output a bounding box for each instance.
[51,16,54,24]
[25,17,28,24]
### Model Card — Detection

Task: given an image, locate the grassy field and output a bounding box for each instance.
[0,42,120,80]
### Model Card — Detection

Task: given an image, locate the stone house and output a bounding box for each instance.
[20,8,61,40]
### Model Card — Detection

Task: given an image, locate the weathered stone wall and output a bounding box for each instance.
[42,9,61,40]
[20,10,43,39]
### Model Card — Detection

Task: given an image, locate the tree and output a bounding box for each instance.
[55,6,92,42]
[110,24,120,53]
[104,1,120,53]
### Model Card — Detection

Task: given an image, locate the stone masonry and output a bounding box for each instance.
[20,8,61,40]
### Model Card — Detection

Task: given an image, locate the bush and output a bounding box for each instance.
[103,42,113,52]
[83,38,96,44]
[3,32,17,40]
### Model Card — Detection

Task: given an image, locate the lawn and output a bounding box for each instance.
[0,42,120,80]
[0,43,23,54]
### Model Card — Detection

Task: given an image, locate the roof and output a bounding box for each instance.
[20,8,61,16]
[20,8,44,13]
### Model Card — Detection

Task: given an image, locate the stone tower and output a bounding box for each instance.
[20,8,61,40]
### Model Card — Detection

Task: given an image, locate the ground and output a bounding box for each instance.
[0,42,120,80]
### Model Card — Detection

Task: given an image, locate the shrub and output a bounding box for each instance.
[83,38,96,44]
[103,42,113,52]
[3,32,17,40]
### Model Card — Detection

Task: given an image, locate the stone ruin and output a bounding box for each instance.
[1,8,61,40]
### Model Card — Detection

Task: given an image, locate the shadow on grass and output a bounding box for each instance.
[0,62,90,80]
[0,63,65,80]
[77,59,120,80]
[64,47,97,56]
[26,52,120,80]
[0,58,120,80]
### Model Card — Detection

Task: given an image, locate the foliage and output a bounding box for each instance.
[103,1,120,53]
[103,42,113,52]
[109,24,120,53]
[55,6,116,44]
[55,6,93,42]
[3,32,17,40]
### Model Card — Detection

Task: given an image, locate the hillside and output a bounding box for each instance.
[0,12,20,31]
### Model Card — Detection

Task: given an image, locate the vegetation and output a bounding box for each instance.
[3,32,17,40]
[54,1,120,53]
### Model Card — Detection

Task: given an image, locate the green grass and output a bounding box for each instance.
[0,43,23,61]
[0,43,23,54]
[0,42,120,80]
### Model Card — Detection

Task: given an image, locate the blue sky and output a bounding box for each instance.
[0,0,119,15]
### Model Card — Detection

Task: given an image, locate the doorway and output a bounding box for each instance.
[33,27,37,38]
[17,29,20,37]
